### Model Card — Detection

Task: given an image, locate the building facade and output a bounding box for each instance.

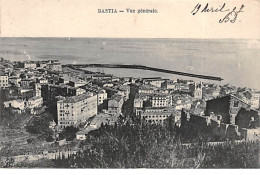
[151,94,172,108]
[24,62,37,69]
[0,74,9,88]
[140,108,181,125]
[27,96,43,109]
[46,63,62,72]
[108,95,124,115]
[57,94,98,129]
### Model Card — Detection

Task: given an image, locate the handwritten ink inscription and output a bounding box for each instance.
[191,3,245,23]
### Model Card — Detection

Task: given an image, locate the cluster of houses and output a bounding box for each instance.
[0,59,63,114]
[133,78,203,125]
[1,58,260,142]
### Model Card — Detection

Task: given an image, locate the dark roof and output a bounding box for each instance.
[61,94,94,103]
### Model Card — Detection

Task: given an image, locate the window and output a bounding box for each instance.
[234,101,239,107]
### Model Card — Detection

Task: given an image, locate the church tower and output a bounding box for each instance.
[193,82,203,99]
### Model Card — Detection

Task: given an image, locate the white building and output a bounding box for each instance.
[27,96,43,109]
[0,74,9,88]
[174,101,192,111]
[138,84,157,94]
[57,94,98,129]
[34,83,41,97]
[97,89,108,105]
[76,131,87,140]
[24,62,37,69]
[250,92,260,109]
[142,77,164,88]
[4,99,25,113]
[134,98,143,108]
[37,78,48,84]
[151,93,172,108]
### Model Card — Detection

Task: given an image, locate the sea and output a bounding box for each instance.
[0,38,259,90]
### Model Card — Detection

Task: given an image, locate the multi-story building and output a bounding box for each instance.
[41,84,86,103]
[68,78,88,87]
[67,87,86,96]
[97,89,108,105]
[0,74,9,88]
[108,95,124,115]
[250,92,260,109]
[134,98,143,109]
[57,94,98,129]
[34,83,41,97]
[46,62,62,72]
[177,79,194,85]
[138,84,157,94]
[139,107,181,125]
[37,78,48,84]
[82,85,107,105]
[24,61,37,69]
[36,60,49,68]
[20,79,33,89]
[161,80,177,90]
[142,77,164,88]
[117,85,130,100]
[27,96,43,109]
[174,101,192,111]
[151,93,172,108]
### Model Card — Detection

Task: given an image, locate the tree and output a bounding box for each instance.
[25,112,54,141]
[59,126,79,141]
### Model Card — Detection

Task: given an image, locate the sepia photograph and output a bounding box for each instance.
[0,0,259,171]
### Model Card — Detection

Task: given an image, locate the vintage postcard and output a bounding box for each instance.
[0,0,259,170]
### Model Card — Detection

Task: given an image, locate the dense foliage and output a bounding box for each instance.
[25,112,54,140]
[59,126,79,141]
[52,119,259,168]
[199,141,259,168]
